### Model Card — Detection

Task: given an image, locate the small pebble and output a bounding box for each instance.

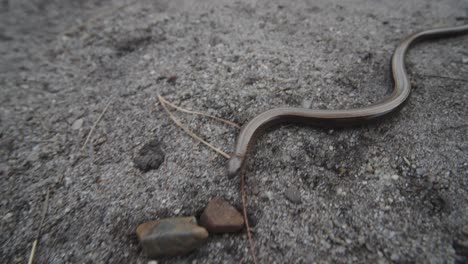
[336,188,346,196]
[200,197,244,233]
[265,191,274,201]
[284,187,302,204]
[136,217,208,259]
[71,118,83,130]
[391,174,399,180]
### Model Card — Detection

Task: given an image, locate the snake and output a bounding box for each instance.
[227,24,468,178]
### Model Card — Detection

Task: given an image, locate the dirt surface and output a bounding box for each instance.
[1,0,468,263]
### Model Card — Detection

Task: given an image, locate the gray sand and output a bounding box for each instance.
[1,0,467,263]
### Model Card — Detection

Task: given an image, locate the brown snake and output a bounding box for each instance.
[228,24,468,178]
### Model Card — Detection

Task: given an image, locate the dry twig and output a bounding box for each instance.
[241,169,259,264]
[81,98,113,151]
[157,95,231,159]
[417,74,468,83]
[158,96,240,129]
[28,188,50,264]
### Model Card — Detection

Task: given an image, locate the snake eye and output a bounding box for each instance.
[227,156,242,179]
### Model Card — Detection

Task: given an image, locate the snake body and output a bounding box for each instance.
[227,24,468,178]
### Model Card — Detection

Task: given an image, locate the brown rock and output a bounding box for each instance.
[200,197,244,233]
[136,216,208,259]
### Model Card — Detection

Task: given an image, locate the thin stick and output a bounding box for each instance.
[241,169,258,264]
[157,95,231,159]
[417,74,468,83]
[36,188,50,238]
[81,98,113,151]
[28,188,50,264]
[158,96,240,129]
[28,241,38,264]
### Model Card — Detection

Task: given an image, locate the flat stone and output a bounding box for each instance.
[284,186,302,204]
[200,197,244,233]
[136,217,208,259]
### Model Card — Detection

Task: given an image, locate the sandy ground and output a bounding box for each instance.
[1,0,468,263]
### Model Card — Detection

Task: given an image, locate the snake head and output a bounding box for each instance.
[227,155,243,179]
